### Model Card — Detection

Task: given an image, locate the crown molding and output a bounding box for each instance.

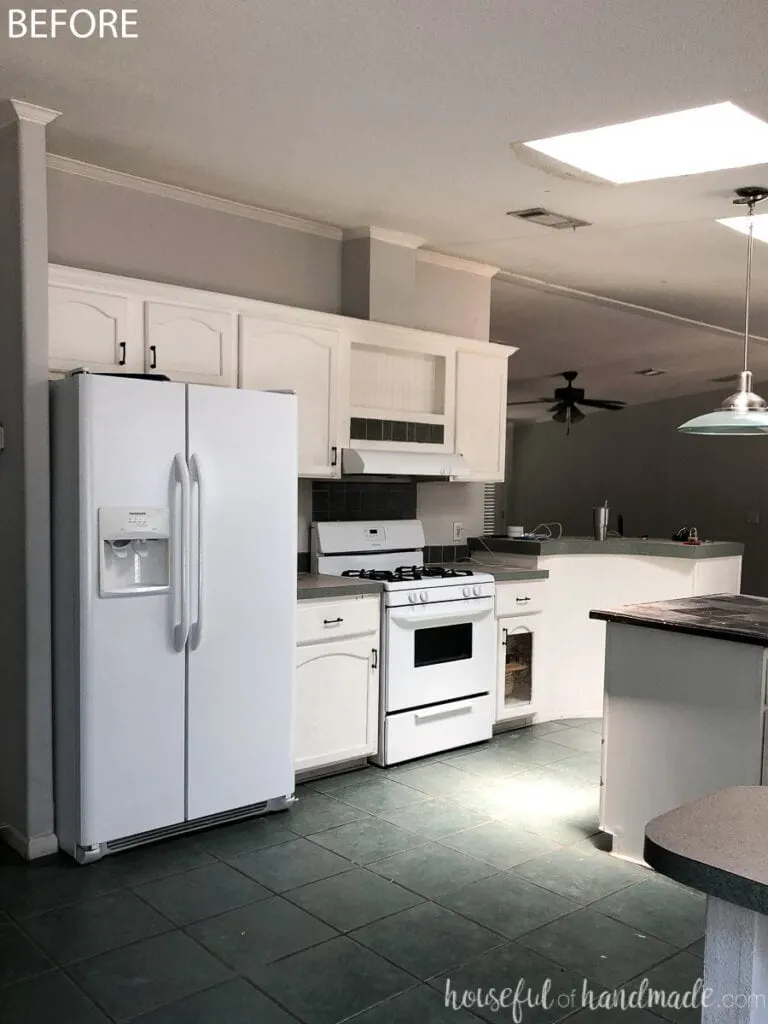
[417,249,499,278]
[342,226,426,249]
[0,99,60,130]
[46,154,344,240]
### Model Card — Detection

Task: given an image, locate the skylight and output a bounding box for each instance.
[523,102,768,184]
[717,213,768,244]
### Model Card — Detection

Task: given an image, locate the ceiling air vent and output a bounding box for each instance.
[708,373,740,383]
[635,368,667,377]
[507,207,591,230]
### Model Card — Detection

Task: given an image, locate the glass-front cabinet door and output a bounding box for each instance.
[496,618,536,722]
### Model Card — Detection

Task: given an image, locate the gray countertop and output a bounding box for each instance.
[470,537,744,559]
[297,574,384,600]
[431,561,549,582]
[590,593,768,647]
[645,787,768,914]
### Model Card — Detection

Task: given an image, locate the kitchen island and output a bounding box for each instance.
[592,594,768,864]
[470,536,743,719]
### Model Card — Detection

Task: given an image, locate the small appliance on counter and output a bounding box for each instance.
[672,525,701,544]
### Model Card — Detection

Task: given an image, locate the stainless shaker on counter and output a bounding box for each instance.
[593,500,610,541]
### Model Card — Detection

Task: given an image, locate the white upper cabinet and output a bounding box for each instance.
[49,282,143,375]
[145,301,237,386]
[454,345,511,481]
[239,313,346,478]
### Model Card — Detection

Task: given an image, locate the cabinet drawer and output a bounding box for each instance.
[297,596,379,645]
[495,581,545,617]
[384,695,492,765]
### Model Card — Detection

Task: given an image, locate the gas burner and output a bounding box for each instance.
[392,565,475,581]
[341,569,397,581]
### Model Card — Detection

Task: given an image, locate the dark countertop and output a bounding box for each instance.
[430,561,549,582]
[470,537,744,559]
[645,788,768,914]
[297,574,384,601]
[590,593,768,647]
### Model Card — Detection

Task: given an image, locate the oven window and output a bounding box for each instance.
[414,622,473,668]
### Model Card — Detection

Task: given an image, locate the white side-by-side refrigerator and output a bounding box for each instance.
[51,374,297,862]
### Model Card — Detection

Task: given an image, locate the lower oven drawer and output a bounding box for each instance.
[384,695,492,765]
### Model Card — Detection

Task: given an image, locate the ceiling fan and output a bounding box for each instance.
[513,371,627,434]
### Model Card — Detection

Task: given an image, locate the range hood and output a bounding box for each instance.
[341,447,467,479]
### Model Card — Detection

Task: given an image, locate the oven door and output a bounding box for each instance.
[384,596,496,712]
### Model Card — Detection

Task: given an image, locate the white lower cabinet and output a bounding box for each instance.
[494,580,546,724]
[295,596,380,773]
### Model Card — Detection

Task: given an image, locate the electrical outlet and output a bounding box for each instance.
[747,510,760,524]
[453,521,465,542]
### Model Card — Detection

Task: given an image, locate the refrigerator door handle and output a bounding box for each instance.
[188,453,204,651]
[172,453,191,652]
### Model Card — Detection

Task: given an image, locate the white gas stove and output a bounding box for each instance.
[311,520,495,765]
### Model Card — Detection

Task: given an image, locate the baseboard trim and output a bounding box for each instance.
[0,824,59,860]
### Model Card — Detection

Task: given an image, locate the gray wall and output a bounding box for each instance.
[415,260,491,341]
[508,389,768,594]
[47,169,342,312]
[0,112,55,852]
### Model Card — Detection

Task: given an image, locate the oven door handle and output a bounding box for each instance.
[388,602,494,630]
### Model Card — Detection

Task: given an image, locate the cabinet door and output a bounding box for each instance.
[49,285,143,375]
[295,635,378,771]
[240,315,343,478]
[146,301,236,385]
[496,616,536,722]
[455,348,509,481]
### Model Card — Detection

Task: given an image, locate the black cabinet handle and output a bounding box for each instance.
[331,446,338,467]
[149,345,157,370]
[118,341,126,366]
[501,628,508,647]
[516,596,531,603]
[323,617,343,625]
[371,648,378,669]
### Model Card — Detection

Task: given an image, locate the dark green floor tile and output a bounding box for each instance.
[307,767,378,794]
[134,862,272,925]
[130,978,299,1023]
[335,778,428,814]
[227,837,352,892]
[513,845,648,903]
[0,855,118,919]
[186,895,336,970]
[392,762,482,797]
[284,793,369,835]
[564,1007,667,1022]
[0,920,53,985]
[552,752,602,785]
[347,983,480,1022]
[100,838,215,887]
[685,936,705,958]
[436,872,580,939]
[548,728,603,754]
[195,815,297,859]
[369,842,497,898]
[590,877,706,948]
[380,797,490,839]
[251,935,413,1024]
[308,817,425,865]
[351,901,504,979]
[439,820,560,869]
[449,779,533,819]
[0,970,108,1023]
[68,930,232,1021]
[442,747,527,778]
[285,867,423,931]
[518,908,676,988]
[19,891,170,964]
[429,941,586,1023]
[626,952,705,1024]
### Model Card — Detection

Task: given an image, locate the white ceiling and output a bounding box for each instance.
[4,0,768,413]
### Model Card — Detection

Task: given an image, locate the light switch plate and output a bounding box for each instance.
[453,521,465,542]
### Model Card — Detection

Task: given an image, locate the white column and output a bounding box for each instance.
[703,896,768,1022]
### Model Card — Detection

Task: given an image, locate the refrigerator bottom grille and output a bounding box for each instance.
[103,798,291,855]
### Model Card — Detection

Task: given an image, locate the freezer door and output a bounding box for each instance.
[186,385,297,818]
[77,375,188,845]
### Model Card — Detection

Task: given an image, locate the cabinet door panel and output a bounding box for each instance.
[455,349,508,481]
[496,615,536,722]
[49,286,142,374]
[240,315,341,477]
[146,302,236,385]
[295,636,377,771]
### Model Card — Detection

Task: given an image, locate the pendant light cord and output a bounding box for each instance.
[744,198,756,374]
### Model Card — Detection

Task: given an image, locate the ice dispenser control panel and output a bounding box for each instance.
[98,507,171,597]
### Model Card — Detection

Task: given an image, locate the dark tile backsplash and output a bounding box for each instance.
[312,481,417,523]
[349,418,444,445]
[424,544,470,564]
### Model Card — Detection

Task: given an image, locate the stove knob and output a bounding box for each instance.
[462,586,471,598]
[472,584,481,596]
[419,591,429,602]
[408,592,418,604]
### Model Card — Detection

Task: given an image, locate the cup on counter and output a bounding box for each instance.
[507,526,525,538]
[592,506,609,541]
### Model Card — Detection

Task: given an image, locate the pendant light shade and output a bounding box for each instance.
[679,186,768,435]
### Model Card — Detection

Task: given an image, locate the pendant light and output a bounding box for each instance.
[679,185,768,435]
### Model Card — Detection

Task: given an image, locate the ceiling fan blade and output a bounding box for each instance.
[578,398,626,410]
[508,397,555,405]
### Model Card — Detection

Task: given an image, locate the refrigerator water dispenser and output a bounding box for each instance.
[98,507,171,596]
